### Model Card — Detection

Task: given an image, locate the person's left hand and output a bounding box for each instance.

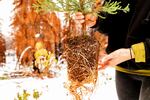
[99,48,134,69]
[74,12,97,28]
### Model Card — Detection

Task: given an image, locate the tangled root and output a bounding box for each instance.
[63,35,100,100]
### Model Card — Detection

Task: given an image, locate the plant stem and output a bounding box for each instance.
[79,0,86,35]
[82,21,86,35]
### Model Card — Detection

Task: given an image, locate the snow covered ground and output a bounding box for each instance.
[0,66,118,100]
[0,0,118,100]
[0,50,119,100]
[0,49,118,100]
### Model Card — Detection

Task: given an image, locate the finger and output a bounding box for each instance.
[75,12,84,20]
[76,12,83,16]
[98,59,110,70]
[76,19,85,24]
[75,15,84,20]
[98,64,106,70]
[85,14,97,27]
[101,55,112,64]
[78,19,85,23]
[85,14,97,21]
[86,21,96,27]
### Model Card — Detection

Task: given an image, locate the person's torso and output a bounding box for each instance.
[99,0,150,71]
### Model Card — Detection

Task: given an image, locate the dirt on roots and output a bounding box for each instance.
[63,35,100,100]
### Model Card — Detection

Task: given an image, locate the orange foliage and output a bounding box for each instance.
[11,0,61,66]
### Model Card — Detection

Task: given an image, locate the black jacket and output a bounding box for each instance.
[95,0,150,70]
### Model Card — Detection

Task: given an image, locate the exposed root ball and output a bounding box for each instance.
[63,35,100,99]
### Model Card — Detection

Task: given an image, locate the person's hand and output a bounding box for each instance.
[99,48,134,69]
[74,12,97,28]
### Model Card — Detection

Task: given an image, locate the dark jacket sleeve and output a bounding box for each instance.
[93,0,136,53]
[144,36,150,63]
[121,0,150,70]
[125,0,150,63]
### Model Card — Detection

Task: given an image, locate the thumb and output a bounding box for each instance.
[101,55,112,64]
[98,57,112,70]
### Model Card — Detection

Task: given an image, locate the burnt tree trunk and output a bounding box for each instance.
[0,34,6,64]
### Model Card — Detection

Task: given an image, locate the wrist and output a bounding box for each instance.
[129,48,135,59]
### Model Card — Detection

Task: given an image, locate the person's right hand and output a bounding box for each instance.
[99,48,134,69]
[74,12,97,28]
